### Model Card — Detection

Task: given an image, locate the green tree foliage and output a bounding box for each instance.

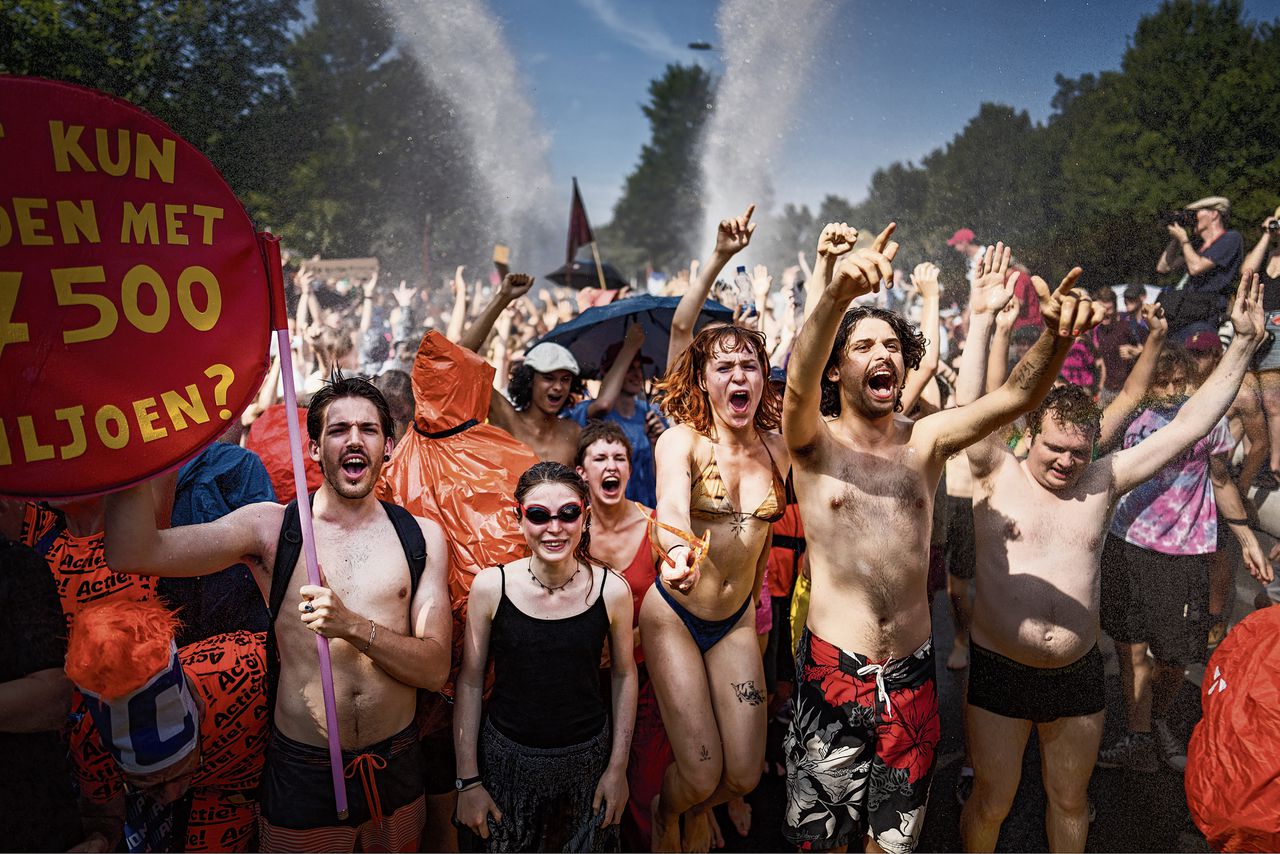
[801,0,1280,288]
[600,64,715,277]
[1,0,301,201]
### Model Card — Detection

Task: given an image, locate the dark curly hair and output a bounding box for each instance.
[575,420,633,467]
[1028,383,1102,443]
[307,369,394,441]
[514,462,613,603]
[820,307,927,417]
[508,363,585,414]
[652,323,781,437]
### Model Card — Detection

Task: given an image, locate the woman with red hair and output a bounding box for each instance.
[646,205,790,851]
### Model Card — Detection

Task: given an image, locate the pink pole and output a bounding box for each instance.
[260,234,348,820]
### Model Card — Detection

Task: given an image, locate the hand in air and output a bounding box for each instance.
[393,280,415,308]
[1167,222,1190,244]
[499,273,534,301]
[1140,302,1168,339]
[828,223,899,302]
[1031,266,1104,338]
[910,261,942,300]
[1229,271,1266,344]
[714,204,757,257]
[751,264,772,299]
[969,243,1016,315]
[995,294,1021,332]
[362,271,379,298]
[623,320,646,350]
[816,222,858,260]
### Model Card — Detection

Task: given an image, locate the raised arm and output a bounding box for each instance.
[1242,215,1277,278]
[460,273,532,353]
[1112,275,1267,498]
[668,204,756,366]
[919,261,1104,463]
[357,270,379,340]
[900,262,942,414]
[802,223,858,322]
[783,223,889,456]
[446,267,469,342]
[1098,303,1168,452]
[589,323,644,418]
[952,246,1016,474]
[104,481,277,579]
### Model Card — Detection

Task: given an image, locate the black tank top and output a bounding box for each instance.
[1261,265,1280,312]
[486,564,610,748]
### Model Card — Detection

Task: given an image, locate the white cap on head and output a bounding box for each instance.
[523,343,580,376]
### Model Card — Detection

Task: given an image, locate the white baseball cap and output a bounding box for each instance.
[524,343,580,376]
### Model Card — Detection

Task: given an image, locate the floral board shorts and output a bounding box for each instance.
[783,628,939,853]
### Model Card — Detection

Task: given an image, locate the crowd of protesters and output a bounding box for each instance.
[3,193,1280,854]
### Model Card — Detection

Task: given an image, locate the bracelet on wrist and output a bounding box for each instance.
[1221,516,1250,526]
[360,619,376,654]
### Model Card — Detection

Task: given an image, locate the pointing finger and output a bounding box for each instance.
[1055,267,1084,296]
[870,222,897,253]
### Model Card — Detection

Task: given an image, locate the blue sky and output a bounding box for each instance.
[487,0,1280,225]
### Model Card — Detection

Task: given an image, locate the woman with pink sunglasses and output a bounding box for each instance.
[454,462,637,852]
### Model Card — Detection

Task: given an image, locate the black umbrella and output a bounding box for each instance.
[545,258,630,291]
[535,294,733,379]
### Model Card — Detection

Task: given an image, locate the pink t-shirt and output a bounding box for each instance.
[1110,403,1232,555]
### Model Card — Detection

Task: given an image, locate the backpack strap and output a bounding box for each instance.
[265,498,303,722]
[380,501,427,596]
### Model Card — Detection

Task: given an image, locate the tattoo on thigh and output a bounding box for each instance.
[731,680,765,705]
[699,744,711,761]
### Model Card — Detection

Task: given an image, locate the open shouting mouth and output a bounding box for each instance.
[341,452,370,480]
[728,389,752,415]
[600,473,623,499]
[866,364,898,404]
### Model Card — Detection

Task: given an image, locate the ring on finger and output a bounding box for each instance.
[303,602,315,613]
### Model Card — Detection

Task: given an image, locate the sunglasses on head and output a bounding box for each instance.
[519,502,584,525]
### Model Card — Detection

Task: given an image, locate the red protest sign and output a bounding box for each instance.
[0,77,271,498]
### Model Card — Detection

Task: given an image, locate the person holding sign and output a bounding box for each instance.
[105,375,451,853]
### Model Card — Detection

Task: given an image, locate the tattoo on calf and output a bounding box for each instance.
[699,744,711,761]
[731,680,765,705]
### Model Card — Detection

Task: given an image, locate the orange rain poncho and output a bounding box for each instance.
[244,404,322,503]
[376,332,537,728]
[1186,604,1280,852]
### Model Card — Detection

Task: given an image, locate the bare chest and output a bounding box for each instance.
[801,450,932,540]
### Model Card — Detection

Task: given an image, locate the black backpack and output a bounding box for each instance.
[265,495,427,719]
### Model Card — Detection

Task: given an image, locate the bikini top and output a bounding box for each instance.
[690,438,787,525]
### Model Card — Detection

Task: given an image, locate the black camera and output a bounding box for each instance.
[1158,209,1198,230]
[1268,220,1280,234]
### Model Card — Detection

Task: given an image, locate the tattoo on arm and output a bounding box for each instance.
[731,680,765,705]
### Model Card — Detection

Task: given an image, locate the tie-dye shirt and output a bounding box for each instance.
[1110,401,1232,555]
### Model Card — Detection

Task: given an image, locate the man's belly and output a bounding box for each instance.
[971,562,1100,668]
[805,554,933,661]
[274,645,417,749]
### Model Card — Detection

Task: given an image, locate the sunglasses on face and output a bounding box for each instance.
[519,502,584,525]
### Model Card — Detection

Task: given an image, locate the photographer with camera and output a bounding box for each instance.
[1242,206,1280,484]
[1155,196,1243,341]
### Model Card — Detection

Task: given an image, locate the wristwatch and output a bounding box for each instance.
[455,775,482,791]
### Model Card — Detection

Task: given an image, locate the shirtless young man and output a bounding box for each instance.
[782,226,1103,853]
[461,272,582,464]
[955,267,1271,852]
[105,375,451,852]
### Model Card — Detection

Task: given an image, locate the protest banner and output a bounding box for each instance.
[0,77,271,498]
[302,256,379,283]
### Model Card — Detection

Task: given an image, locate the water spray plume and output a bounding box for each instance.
[381,0,558,274]
[699,0,833,255]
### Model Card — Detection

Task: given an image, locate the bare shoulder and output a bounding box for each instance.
[762,430,790,464]
[413,514,447,550]
[232,501,287,555]
[656,423,699,456]
[468,565,505,616]
[604,567,633,614]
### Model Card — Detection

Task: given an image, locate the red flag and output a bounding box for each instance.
[567,177,594,268]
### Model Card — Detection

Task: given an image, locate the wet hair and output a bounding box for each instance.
[653,323,781,437]
[575,420,633,467]
[1092,286,1117,306]
[307,370,395,441]
[820,307,927,417]
[1028,383,1102,444]
[514,462,612,603]
[508,363,584,414]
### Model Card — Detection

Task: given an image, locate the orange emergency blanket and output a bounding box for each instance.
[376,332,537,724]
[1186,604,1280,852]
[244,404,322,503]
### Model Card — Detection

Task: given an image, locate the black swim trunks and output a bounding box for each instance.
[783,629,939,853]
[967,641,1104,722]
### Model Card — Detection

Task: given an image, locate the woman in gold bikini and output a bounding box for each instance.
[644,205,790,852]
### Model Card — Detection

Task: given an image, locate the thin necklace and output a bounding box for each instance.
[528,562,581,594]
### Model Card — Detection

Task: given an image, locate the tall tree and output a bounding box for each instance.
[601,64,715,277]
[1,0,301,198]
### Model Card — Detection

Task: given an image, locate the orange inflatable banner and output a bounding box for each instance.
[0,77,271,498]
